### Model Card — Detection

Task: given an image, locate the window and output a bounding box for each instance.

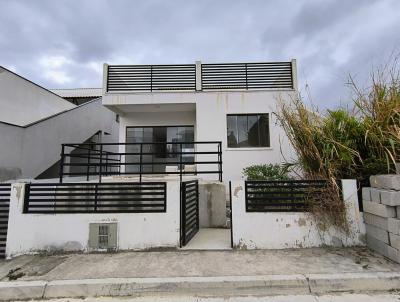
[125,126,195,172]
[227,114,270,148]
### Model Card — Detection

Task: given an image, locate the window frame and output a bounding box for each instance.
[226,113,270,149]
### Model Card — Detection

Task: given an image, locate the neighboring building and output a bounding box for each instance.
[0,66,75,126]
[0,68,119,182]
[50,88,102,105]
[101,60,297,182]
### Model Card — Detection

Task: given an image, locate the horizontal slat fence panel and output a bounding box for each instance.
[0,184,11,258]
[180,180,199,246]
[245,180,327,212]
[107,64,196,92]
[201,62,293,90]
[24,182,166,214]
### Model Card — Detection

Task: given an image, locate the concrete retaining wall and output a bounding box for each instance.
[5,181,180,258]
[231,179,365,249]
[363,174,400,262]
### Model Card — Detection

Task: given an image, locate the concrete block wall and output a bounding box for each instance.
[363,175,400,262]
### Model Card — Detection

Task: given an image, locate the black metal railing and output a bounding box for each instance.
[245,180,327,212]
[105,61,294,93]
[201,62,293,90]
[23,182,167,214]
[59,141,222,183]
[59,144,121,182]
[107,64,196,92]
[0,184,11,258]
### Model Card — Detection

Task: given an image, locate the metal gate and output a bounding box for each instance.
[0,184,11,258]
[180,180,199,246]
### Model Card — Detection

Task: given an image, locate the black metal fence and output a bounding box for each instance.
[59,141,222,183]
[23,182,167,214]
[245,180,327,212]
[180,180,199,246]
[106,62,294,92]
[107,64,196,92]
[0,184,11,258]
[201,62,293,90]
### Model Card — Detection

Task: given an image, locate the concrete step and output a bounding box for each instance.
[2,272,400,301]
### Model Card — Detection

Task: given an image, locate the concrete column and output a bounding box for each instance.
[291,59,298,91]
[6,183,26,258]
[195,61,202,91]
[341,179,366,239]
[102,63,109,95]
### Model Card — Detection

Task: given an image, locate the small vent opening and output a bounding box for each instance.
[89,223,117,251]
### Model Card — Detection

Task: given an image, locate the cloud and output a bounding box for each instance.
[0,0,399,108]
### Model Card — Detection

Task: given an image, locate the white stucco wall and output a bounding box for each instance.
[0,67,75,126]
[103,90,296,182]
[0,99,119,181]
[6,181,180,258]
[231,179,366,249]
[0,123,24,180]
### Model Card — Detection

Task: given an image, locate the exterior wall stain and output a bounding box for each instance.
[231,180,365,249]
[233,185,242,197]
[14,184,22,201]
[297,218,307,226]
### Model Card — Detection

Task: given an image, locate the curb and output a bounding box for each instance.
[1,272,400,300]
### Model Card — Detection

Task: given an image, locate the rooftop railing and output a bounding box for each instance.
[104,60,296,93]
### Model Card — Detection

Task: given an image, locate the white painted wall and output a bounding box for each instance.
[103,90,296,182]
[0,99,119,181]
[231,179,365,249]
[6,181,180,257]
[0,123,24,180]
[0,67,75,126]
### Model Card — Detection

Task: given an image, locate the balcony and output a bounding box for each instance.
[103,60,296,93]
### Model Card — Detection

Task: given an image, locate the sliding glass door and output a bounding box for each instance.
[125,126,194,173]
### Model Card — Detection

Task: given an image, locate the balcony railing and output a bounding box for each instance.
[59,141,222,183]
[104,61,295,93]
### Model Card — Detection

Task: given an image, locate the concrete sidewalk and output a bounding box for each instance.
[1,247,400,300]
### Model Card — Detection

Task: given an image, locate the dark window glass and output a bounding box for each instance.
[237,115,249,147]
[226,114,270,148]
[227,115,238,147]
[126,126,194,173]
[259,114,270,147]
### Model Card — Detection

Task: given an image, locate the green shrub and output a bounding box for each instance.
[242,164,292,181]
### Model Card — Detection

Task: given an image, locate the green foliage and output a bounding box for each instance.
[242,164,292,181]
[275,58,400,231]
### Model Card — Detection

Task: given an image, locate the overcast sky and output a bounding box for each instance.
[1,0,399,108]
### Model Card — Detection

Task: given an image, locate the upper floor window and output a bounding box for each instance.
[227,114,270,148]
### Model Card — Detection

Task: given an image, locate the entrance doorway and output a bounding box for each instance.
[180,180,232,250]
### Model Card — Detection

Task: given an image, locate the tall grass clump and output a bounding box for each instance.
[277,58,400,231]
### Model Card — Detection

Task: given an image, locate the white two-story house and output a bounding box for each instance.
[101,60,297,183]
